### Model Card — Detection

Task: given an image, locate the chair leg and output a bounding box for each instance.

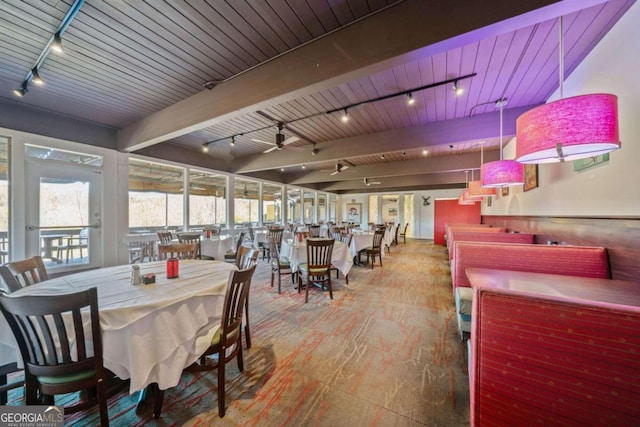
[305,275,310,303]
[328,276,333,300]
[150,383,164,420]
[218,357,226,418]
[270,269,275,287]
[244,299,251,349]
[345,274,349,285]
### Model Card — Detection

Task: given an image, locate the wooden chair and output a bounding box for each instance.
[399,223,409,243]
[298,238,335,303]
[0,255,50,404]
[65,228,89,262]
[157,231,173,244]
[177,232,203,259]
[157,243,197,260]
[392,223,400,246]
[236,248,259,349]
[128,240,155,263]
[259,227,284,261]
[309,224,321,238]
[183,265,257,418]
[224,231,246,263]
[267,235,294,294]
[0,255,49,293]
[0,287,111,426]
[358,228,385,269]
[331,232,352,284]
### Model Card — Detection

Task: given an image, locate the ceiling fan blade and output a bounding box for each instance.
[341,165,350,171]
[282,136,299,146]
[263,146,278,154]
[251,138,275,146]
[330,170,340,176]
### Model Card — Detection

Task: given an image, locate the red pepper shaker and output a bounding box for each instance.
[166,258,179,279]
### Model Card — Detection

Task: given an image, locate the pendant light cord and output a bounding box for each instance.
[559,16,564,99]
[499,104,504,161]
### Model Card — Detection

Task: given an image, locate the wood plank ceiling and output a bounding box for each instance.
[0,0,635,193]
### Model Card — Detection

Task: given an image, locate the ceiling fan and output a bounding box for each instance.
[363,177,381,186]
[321,159,355,176]
[251,122,302,154]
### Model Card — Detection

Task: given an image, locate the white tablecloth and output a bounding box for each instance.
[349,232,387,258]
[1,260,237,393]
[280,239,353,276]
[200,236,234,259]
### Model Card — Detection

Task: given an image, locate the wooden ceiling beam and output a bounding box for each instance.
[233,107,527,173]
[117,0,567,152]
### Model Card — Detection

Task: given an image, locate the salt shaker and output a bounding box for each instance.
[131,265,142,285]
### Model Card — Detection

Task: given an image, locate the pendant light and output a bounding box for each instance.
[459,171,481,205]
[468,144,496,197]
[481,99,524,187]
[515,17,620,163]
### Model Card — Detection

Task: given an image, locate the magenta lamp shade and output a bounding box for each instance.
[516,94,620,163]
[458,191,476,205]
[481,160,524,187]
[468,180,496,197]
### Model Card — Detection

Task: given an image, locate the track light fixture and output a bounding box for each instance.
[340,109,349,123]
[202,143,209,153]
[407,93,415,105]
[380,154,385,160]
[311,144,319,156]
[422,149,428,156]
[12,0,83,97]
[31,68,44,85]
[13,82,28,97]
[51,33,64,53]
[453,80,464,96]
[230,135,235,146]
[301,164,306,169]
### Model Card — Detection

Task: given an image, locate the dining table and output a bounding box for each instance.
[0,260,237,396]
[280,238,353,276]
[200,235,234,259]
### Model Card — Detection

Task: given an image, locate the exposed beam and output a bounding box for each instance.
[318,171,471,192]
[288,151,500,185]
[233,107,529,173]
[117,0,569,152]
[338,183,464,195]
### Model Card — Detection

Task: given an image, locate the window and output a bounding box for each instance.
[128,159,183,232]
[262,183,282,225]
[303,191,315,223]
[329,195,337,222]
[288,188,301,224]
[0,137,9,263]
[234,179,259,225]
[188,170,226,228]
[317,194,327,223]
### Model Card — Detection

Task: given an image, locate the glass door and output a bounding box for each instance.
[25,158,102,272]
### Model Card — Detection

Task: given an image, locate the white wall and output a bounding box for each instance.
[485,1,640,217]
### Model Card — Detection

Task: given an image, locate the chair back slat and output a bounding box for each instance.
[373,229,385,248]
[158,243,197,260]
[237,248,259,270]
[309,225,321,238]
[177,232,202,258]
[0,256,49,293]
[306,239,334,270]
[157,231,173,244]
[267,227,284,247]
[220,265,256,347]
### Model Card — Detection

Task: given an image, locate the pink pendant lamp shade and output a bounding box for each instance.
[516,93,619,163]
[481,160,524,187]
[468,180,496,197]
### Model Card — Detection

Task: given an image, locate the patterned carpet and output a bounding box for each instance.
[5,240,470,426]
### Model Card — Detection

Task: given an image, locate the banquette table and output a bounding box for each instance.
[1,260,237,395]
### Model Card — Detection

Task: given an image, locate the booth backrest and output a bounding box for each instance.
[453,242,610,295]
[448,231,535,262]
[446,226,504,247]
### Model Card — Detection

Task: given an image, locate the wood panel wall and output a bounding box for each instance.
[482,216,640,282]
